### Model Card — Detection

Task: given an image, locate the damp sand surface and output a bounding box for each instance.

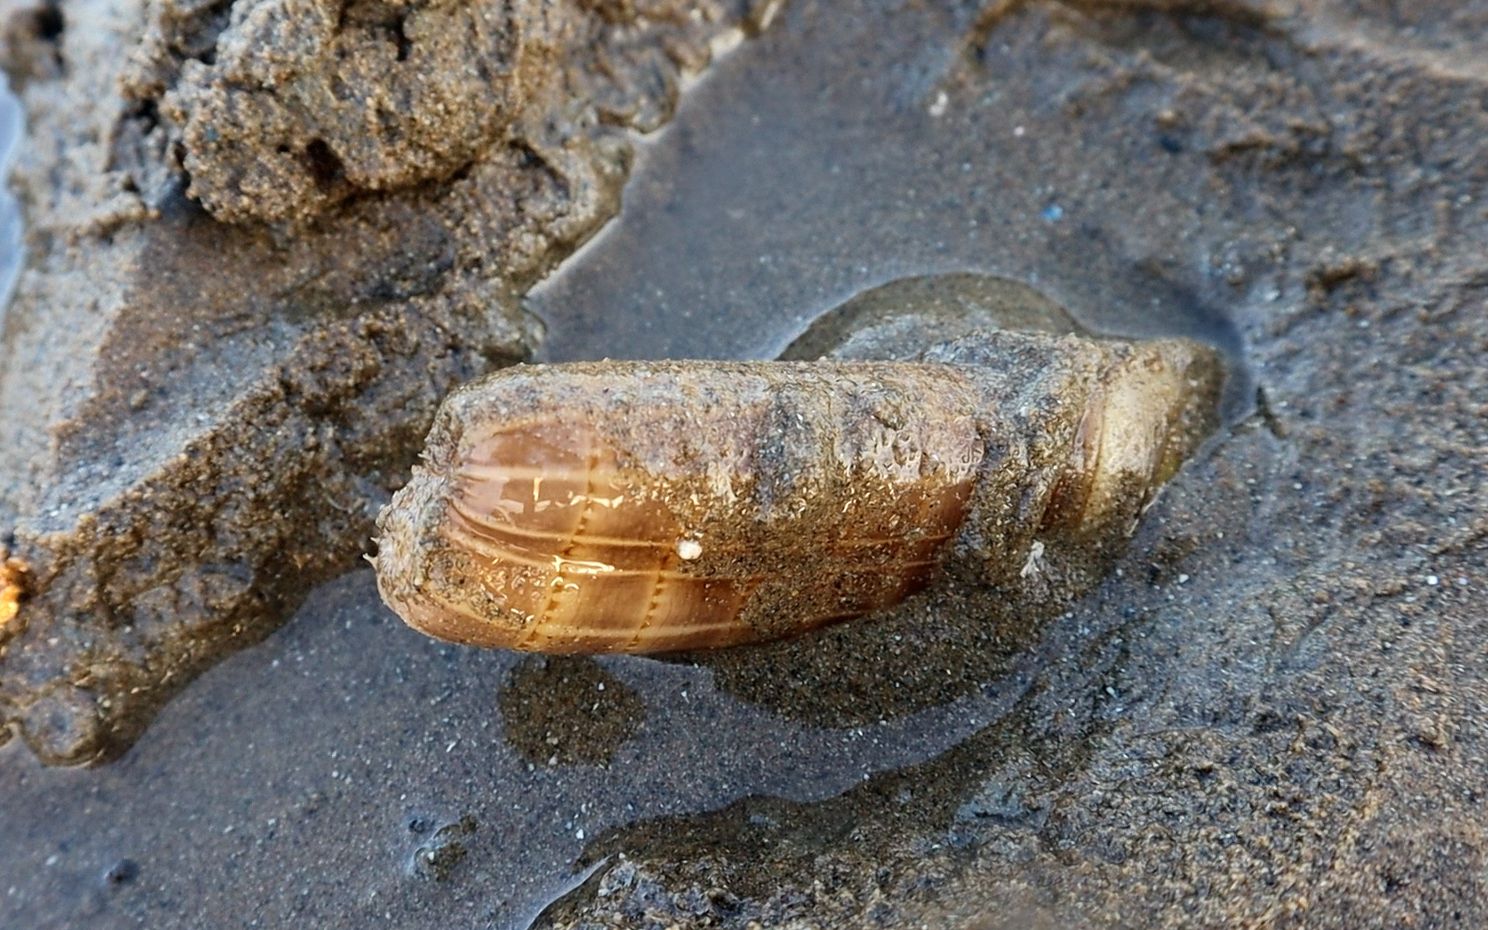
[5,1,1488,928]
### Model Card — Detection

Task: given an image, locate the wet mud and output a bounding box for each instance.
[3,0,1488,928]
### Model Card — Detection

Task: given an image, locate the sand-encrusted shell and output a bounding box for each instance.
[374,330,1222,652]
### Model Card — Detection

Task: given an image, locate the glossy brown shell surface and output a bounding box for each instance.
[375,332,1224,653]
[376,362,987,652]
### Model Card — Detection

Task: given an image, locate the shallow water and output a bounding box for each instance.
[528,3,1241,363]
[1,2,1247,927]
[2,571,1046,927]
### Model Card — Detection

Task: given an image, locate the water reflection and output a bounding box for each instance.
[779,272,1086,361]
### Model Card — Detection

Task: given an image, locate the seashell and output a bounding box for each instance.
[373,329,1223,653]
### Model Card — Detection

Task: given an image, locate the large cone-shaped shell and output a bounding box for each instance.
[376,362,986,652]
[374,333,1223,653]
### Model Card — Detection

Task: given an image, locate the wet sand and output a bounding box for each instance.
[4,0,1488,928]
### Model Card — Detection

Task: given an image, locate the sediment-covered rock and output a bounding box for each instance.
[0,0,771,764]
